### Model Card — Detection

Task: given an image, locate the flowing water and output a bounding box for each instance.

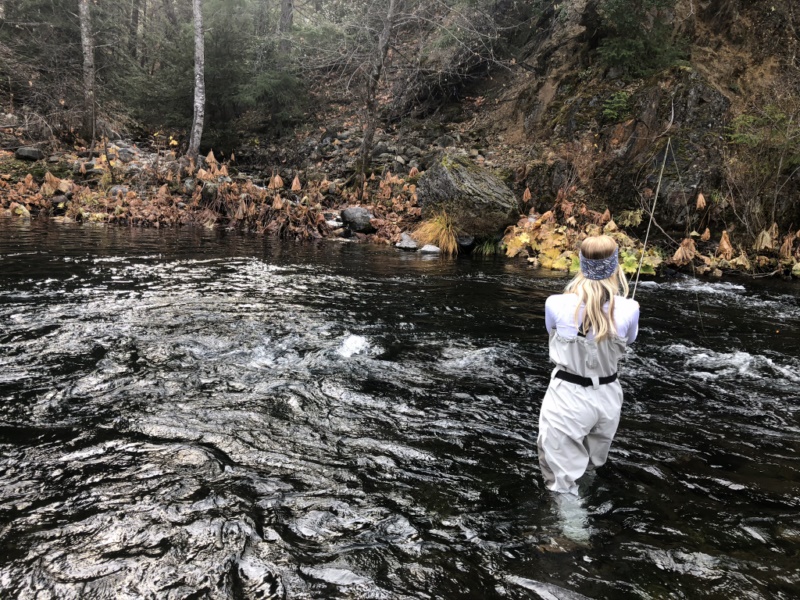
[0,217,798,599]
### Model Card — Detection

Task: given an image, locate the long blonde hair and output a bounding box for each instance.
[565,235,630,342]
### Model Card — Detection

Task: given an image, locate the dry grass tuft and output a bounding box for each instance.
[413,212,460,255]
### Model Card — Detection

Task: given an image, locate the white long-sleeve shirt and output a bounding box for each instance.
[545,293,640,344]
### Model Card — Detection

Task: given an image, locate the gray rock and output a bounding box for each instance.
[341,207,375,233]
[435,135,455,147]
[109,185,129,197]
[420,244,441,253]
[201,183,219,205]
[417,154,520,238]
[183,178,196,194]
[457,235,475,249]
[15,147,44,161]
[395,233,419,251]
[117,148,137,163]
[394,155,406,166]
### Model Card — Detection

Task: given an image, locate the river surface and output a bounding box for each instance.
[0,217,798,599]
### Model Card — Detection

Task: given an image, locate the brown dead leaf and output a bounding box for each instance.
[701,228,711,242]
[291,175,302,192]
[268,173,284,189]
[717,230,734,260]
[601,209,611,224]
[206,150,217,165]
[696,192,706,210]
[523,187,532,203]
[671,238,697,266]
[779,231,797,260]
[272,194,284,210]
[753,229,773,252]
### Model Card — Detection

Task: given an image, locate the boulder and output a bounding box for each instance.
[420,244,441,253]
[15,147,44,161]
[201,183,219,205]
[417,154,520,238]
[341,207,375,233]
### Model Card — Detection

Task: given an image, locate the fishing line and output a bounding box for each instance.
[633,137,670,300]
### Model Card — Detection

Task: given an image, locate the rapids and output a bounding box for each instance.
[1,218,798,599]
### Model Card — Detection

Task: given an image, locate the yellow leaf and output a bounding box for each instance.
[729,251,751,271]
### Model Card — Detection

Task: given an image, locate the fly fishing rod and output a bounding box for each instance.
[632,137,671,300]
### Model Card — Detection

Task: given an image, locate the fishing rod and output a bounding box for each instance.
[632,137,671,300]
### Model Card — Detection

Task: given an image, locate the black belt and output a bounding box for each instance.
[554,370,618,386]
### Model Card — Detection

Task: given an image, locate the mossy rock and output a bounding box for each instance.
[417,154,520,238]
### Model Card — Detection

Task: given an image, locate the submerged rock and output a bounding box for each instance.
[395,233,419,251]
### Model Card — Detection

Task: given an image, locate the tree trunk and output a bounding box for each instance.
[139,0,149,67]
[79,0,95,143]
[129,0,141,59]
[358,0,402,181]
[278,0,294,53]
[162,0,178,29]
[187,0,205,161]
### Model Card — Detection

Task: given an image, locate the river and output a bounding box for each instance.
[0,217,798,599]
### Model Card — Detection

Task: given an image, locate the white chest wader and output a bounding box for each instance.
[537,331,628,495]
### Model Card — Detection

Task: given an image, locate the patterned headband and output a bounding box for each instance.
[579,248,619,280]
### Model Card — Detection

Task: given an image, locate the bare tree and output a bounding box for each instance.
[359,0,402,181]
[279,0,293,53]
[79,0,95,143]
[187,0,205,160]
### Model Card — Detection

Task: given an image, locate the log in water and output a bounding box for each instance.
[0,217,798,599]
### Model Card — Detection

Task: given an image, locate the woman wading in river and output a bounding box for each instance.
[538,235,640,496]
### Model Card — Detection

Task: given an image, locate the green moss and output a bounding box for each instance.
[0,158,74,182]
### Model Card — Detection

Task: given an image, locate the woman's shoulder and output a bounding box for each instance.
[546,292,579,304]
[614,296,640,317]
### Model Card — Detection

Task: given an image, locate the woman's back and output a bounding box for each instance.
[545,293,639,378]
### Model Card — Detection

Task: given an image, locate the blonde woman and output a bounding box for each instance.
[538,235,640,496]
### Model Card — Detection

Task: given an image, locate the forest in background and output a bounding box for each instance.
[1,0,799,277]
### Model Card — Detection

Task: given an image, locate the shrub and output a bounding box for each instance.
[596,0,686,77]
[413,212,460,255]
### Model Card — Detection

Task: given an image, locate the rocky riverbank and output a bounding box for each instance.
[2,136,799,280]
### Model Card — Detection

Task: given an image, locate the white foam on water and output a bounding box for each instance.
[336,334,371,358]
[660,279,747,295]
[664,344,800,384]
